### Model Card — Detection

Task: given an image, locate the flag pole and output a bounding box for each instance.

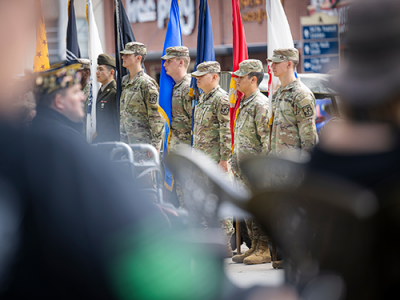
[115,0,121,140]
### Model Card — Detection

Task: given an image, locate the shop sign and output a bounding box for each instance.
[126,0,195,36]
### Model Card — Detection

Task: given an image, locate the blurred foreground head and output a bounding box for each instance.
[0,1,35,117]
[332,0,400,123]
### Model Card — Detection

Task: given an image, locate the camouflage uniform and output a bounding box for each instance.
[169,74,192,150]
[78,59,91,138]
[82,83,90,138]
[161,46,192,208]
[192,62,231,163]
[268,48,317,160]
[191,61,234,242]
[120,42,165,201]
[119,42,164,161]
[232,60,270,244]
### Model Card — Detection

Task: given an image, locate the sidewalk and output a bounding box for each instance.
[224,244,285,288]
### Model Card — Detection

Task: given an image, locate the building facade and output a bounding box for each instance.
[103,0,323,80]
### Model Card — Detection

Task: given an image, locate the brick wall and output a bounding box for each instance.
[104,0,311,75]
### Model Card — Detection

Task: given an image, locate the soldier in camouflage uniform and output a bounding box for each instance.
[267,48,317,160]
[191,61,234,256]
[120,42,165,200]
[267,48,317,269]
[161,46,192,208]
[230,60,272,265]
[191,62,231,167]
[120,42,164,159]
[78,59,90,139]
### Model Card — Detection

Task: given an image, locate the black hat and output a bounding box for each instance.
[331,0,400,107]
[97,54,116,68]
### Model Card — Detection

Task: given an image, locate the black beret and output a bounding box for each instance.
[97,54,116,68]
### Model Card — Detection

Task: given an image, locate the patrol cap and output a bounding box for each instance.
[97,54,116,68]
[77,58,90,70]
[267,48,299,63]
[34,60,82,96]
[233,59,264,77]
[191,61,221,77]
[161,46,189,60]
[120,42,147,56]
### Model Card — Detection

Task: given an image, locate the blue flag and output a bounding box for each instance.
[158,0,182,191]
[189,0,215,146]
[66,0,81,60]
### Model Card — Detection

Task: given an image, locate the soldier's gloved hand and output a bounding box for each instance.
[218,160,229,173]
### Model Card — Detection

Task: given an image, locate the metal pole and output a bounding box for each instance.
[236,219,241,255]
[115,0,122,140]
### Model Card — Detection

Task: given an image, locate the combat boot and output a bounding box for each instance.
[232,239,258,263]
[272,260,284,269]
[226,244,233,258]
[243,240,271,265]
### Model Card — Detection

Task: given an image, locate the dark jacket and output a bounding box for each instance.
[93,80,118,143]
[0,121,169,299]
[31,106,86,144]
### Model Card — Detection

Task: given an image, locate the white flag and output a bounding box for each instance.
[266,0,295,118]
[86,0,103,143]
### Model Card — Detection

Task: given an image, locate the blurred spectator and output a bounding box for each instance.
[305,0,400,298]
[78,58,91,138]
[30,61,86,143]
[11,91,36,128]
[9,71,37,128]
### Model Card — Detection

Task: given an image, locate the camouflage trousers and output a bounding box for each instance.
[221,217,234,242]
[175,180,184,209]
[244,218,269,243]
[192,165,235,242]
[134,150,159,203]
[233,171,269,243]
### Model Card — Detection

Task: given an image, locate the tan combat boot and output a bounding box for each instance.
[226,244,233,258]
[243,240,271,265]
[232,239,258,263]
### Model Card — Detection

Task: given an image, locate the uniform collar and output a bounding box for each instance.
[127,70,144,84]
[240,90,260,108]
[198,85,220,104]
[100,79,114,92]
[174,74,190,89]
[280,78,300,93]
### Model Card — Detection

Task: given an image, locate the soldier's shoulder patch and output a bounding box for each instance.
[302,104,314,118]
[221,104,229,115]
[149,93,158,104]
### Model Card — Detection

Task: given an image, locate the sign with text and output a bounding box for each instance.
[303,41,339,56]
[302,24,338,40]
[126,0,195,36]
[301,13,339,74]
[304,56,339,73]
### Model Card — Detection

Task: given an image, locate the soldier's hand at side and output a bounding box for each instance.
[218,160,229,173]
[147,149,160,158]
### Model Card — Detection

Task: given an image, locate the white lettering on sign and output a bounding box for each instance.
[127,0,157,23]
[157,0,195,36]
[126,0,195,36]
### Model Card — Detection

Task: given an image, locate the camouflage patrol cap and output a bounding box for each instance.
[233,59,264,77]
[267,48,299,63]
[77,58,90,70]
[191,61,221,77]
[120,42,147,56]
[161,46,189,60]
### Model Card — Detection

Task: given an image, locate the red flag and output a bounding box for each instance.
[229,0,248,149]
